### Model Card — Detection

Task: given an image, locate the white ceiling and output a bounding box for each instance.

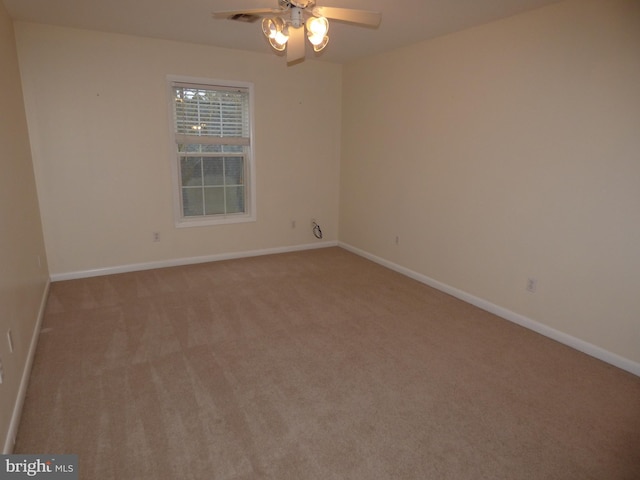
[3,0,563,64]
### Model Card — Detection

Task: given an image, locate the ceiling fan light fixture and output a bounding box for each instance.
[262,17,289,50]
[311,35,329,52]
[305,16,328,37]
[307,32,323,46]
[305,15,328,51]
[269,35,288,51]
[215,2,381,63]
[262,17,275,38]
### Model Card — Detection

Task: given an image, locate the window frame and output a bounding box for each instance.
[167,75,256,227]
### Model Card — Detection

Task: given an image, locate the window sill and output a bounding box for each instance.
[175,213,256,228]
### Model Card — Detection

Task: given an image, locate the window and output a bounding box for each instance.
[168,76,255,226]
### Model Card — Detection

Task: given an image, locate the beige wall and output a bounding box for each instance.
[0,3,49,452]
[15,23,342,276]
[340,0,640,364]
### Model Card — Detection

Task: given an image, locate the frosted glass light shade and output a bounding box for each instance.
[311,35,329,52]
[262,17,288,51]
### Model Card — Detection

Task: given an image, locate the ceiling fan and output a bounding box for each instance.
[213,0,382,64]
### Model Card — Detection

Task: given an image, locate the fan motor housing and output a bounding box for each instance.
[279,0,316,9]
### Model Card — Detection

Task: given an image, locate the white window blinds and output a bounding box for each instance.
[172,83,250,146]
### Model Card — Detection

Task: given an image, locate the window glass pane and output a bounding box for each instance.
[222,145,243,153]
[226,186,245,214]
[224,157,244,185]
[204,187,225,215]
[203,157,224,186]
[180,157,202,186]
[182,188,203,216]
[204,144,223,153]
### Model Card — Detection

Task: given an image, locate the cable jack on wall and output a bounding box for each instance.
[312,221,323,239]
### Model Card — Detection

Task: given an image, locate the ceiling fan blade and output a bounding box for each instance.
[212,8,282,19]
[287,26,306,64]
[312,6,381,27]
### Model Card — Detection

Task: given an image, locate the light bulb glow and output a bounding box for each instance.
[305,16,328,37]
[262,18,276,38]
[307,33,324,46]
[312,35,329,52]
[275,30,289,45]
[262,17,288,51]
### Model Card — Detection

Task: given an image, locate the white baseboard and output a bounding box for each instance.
[339,242,640,378]
[50,241,339,282]
[3,279,51,454]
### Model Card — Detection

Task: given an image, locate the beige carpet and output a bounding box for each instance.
[15,247,640,479]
